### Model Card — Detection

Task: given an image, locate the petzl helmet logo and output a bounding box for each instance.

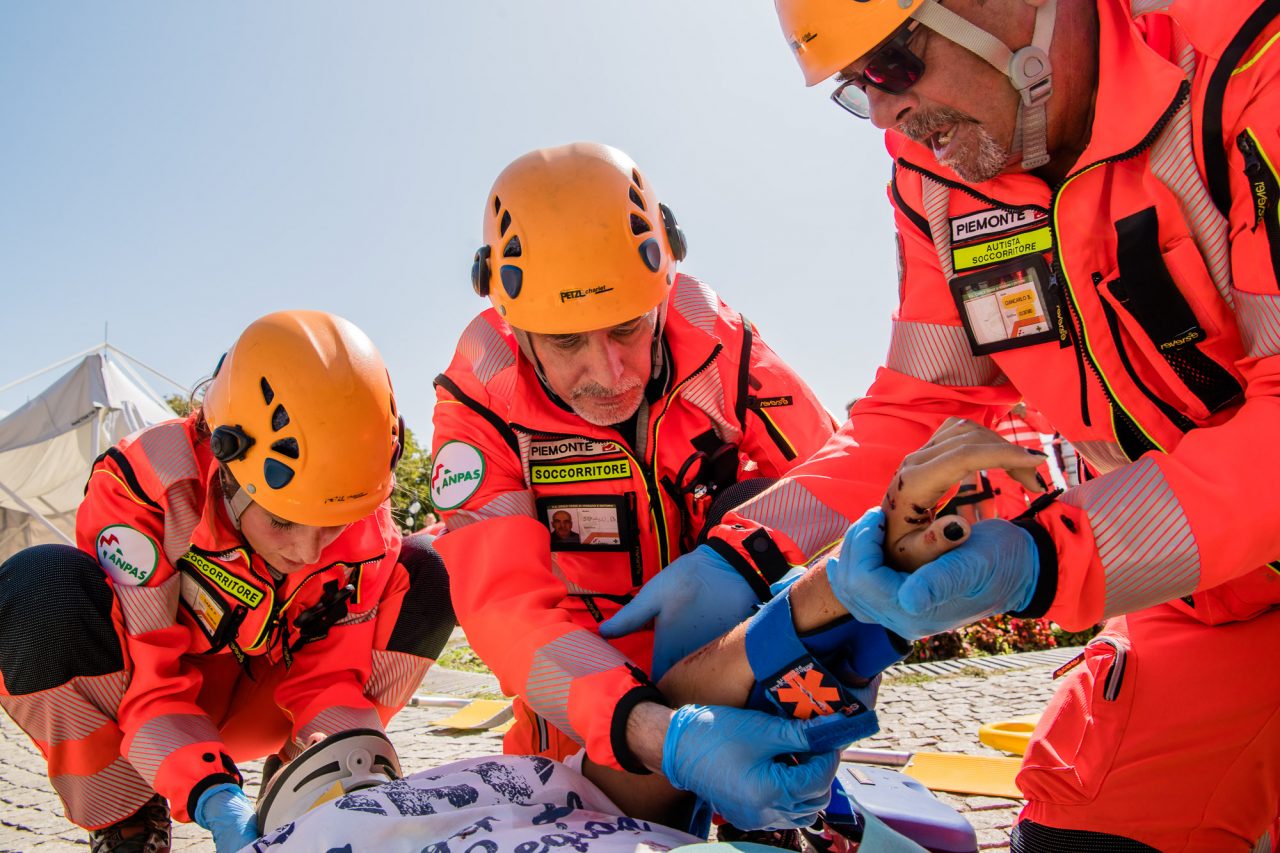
[430,441,485,510]
[96,524,159,586]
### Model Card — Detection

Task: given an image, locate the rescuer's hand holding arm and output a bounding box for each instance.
[599,545,758,681]
[829,507,1041,640]
[605,418,1047,660]
[616,700,852,831]
[880,417,1046,571]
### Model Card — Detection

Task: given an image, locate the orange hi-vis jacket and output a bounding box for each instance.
[75,416,405,821]
[432,274,836,772]
[716,0,1280,631]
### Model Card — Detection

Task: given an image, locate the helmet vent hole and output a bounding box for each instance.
[270,437,299,459]
[503,235,522,258]
[639,238,662,272]
[263,458,295,490]
[259,377,274,405]
[500,265,523,298]
[499,210,512,237]
[628,186,645,209]
[492,195,501,215]
[631,169,644,190]
[630,214,652,236]
[271,404,290,432]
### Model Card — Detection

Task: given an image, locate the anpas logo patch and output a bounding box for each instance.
[96,524,159,586]
[431,441,485,510]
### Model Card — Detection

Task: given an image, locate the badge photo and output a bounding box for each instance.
[536,495,634,553]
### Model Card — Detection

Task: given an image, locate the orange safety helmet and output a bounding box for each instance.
[203,310,404,527]
[775,0,926,86]
[469,142,687,335]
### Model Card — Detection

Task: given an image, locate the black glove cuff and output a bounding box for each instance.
[707,530,788,601]
[1009,516,1058,619]
[187,773,243,828]
[610,682,667,776]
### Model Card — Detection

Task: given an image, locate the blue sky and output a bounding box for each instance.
[1,2,899,439]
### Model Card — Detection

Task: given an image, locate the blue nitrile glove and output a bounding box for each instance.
[827,508,1038,641]
[600,544,760,681]
[194,783,259,853]
[661,704,846,831]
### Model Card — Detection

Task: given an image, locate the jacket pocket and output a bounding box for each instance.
[177,569,249,654]
[1097,209,1243,423]
[1016,631,1135,805]
[1237,128,1280,281]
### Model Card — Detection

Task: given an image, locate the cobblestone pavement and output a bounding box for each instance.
[0,656,1067,852]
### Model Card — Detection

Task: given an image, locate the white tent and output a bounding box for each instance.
[0,348,178,561]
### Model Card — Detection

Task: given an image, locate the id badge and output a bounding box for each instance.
[536,495,635,553]
[950,254,1058,355]
[180,571,229,646]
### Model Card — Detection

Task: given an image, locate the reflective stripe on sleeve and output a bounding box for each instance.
[457,314,517,385]
[136,422,200,489]
[886,319,1007,387]
[291,706,385,757]
[127,713,222,782]
[1061,456,1200,617]
[366,650,431,716]
[524,630,629,747]
[115,575,180,637]
[670,274,718,334]
[733,479,852,559]
[445,489,537,532]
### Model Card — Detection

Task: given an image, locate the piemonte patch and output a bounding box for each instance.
[528,438,620,462]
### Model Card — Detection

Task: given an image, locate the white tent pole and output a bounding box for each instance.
[91,406,103,462]
[0,481,74,546]
[105,345,192,398]
[0,344,106,395]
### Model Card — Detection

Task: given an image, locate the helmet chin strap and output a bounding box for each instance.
[223,484,255,530]
[650,299,669,381]
[911,0,1057,171]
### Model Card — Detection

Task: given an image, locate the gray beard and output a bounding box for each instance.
[901,108,1011,184]
[945,123,1010,184]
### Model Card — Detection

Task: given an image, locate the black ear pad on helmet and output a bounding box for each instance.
[390,414,406,472]
[471,245,492,297]
[210,425,256,463]
[660,203,687,262]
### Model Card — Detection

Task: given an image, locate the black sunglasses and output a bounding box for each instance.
[830,20,926,119]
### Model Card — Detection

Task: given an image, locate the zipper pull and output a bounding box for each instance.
[1049,268,1071,349]
[1237,131,1269,229]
